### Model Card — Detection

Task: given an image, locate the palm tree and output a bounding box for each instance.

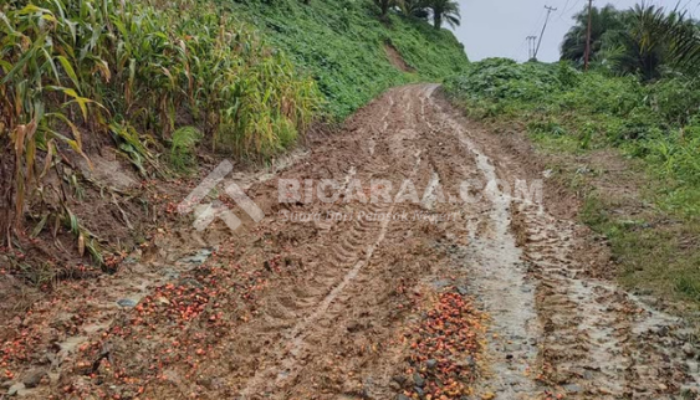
[560,5,625,67]
[635,6,700,74]
[601,6,666,81]
[426,0,461,30]
[560,3,700,79]
[402,0,429,20]
[603,5,700,81]
[374,0,402,18]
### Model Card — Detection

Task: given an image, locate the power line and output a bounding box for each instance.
[510,37,530,62]
[561,0,572,15]
[528,8,548,37]
[534,5,557,59]
[515,4,551,62]
[514,8,546,62]
[558,0,585,22]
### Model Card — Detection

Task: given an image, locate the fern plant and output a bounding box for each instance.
[169,126,202,172]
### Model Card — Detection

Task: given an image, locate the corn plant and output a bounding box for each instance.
[1,0,321,262]
[1,1,103,247]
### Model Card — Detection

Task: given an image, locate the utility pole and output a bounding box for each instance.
[534,6,557,60]
[526,36,537,60]
[584,0,594,71]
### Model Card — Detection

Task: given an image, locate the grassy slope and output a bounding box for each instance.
[223,0,469,118]
[444,59,700,310]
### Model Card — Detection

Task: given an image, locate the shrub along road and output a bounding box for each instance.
[3,85,700,399]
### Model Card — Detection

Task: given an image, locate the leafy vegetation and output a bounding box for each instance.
[0,0,323,252]
[561,4,700,80]
[444,56,700,305]
[446,57,700,209]
[227,0,468,118]
[561,4,625,66]
[0,0,467,267]
[444,1,700,309]
[425,0,461,29]
[370,0,461,29]
[169,126,203,172]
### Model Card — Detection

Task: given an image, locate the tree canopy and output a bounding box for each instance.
[561,4,700,81]
[372,0,461,30]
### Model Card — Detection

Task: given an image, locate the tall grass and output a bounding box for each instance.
[0,0,321,247]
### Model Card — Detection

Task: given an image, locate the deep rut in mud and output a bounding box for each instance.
[5,85,700,400]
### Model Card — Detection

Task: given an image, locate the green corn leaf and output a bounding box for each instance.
[2,42,40,85]
[47,112,83,147]
[48,0,65,20]
[41,48,61,84]
[45,127,93,169]
[67,209,79,234]
[0,60,12,74]
[56,55,80,91]
[60,88,90,120]
[31,214,49,238]
[16,4,52,16]
[40,14,57,23]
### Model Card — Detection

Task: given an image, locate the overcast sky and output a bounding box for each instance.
[451,0,700,62]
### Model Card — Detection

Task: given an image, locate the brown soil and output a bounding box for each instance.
[1,85,699,400]
[384,44,414,73]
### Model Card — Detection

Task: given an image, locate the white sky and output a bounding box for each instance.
[451,0,700,62]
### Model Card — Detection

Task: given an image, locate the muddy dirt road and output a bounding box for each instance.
[5,85,700,399]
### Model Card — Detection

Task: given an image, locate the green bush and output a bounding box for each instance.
[648,78,700,125]
[444,58,700,217]
[444,59,561,102]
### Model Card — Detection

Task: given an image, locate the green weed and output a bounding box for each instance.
[169,126,203,172]
[444,59,700,218]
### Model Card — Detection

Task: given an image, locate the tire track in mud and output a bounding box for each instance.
[237,86,430,398]
[29,84,700,400]
[186,86,700,399]
[430,97,542,399]
[519,207,628,396]
[517,202,700,399]
[435,95,700,399]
